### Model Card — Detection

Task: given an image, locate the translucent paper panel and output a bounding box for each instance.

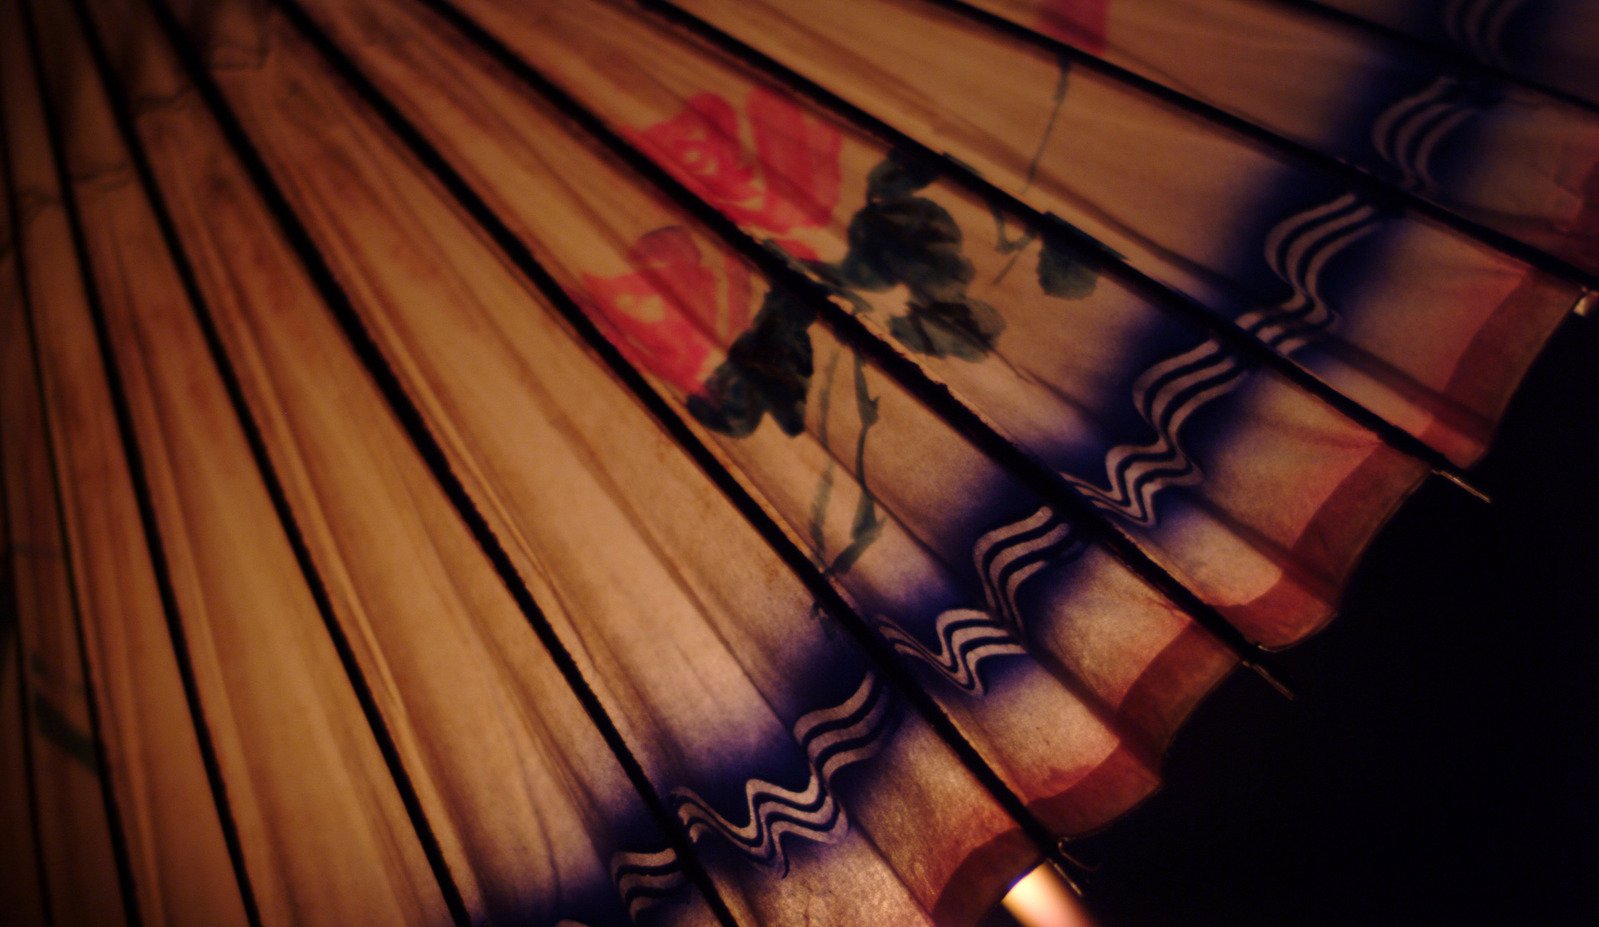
[0,0,1585,924]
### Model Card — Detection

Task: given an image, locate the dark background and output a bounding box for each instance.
[1018,314,1598,926]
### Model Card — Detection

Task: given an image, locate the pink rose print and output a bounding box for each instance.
[629,87,843,245]
[584,88,840,397]
[1038,0,1111,55]
[582,227,753,395]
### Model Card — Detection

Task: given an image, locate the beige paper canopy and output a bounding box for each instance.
[1,0,1591,924]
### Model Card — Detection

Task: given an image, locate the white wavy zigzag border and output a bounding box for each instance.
[609,190,1380,916]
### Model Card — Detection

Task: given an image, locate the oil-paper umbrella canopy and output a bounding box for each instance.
[0,0,1590,924]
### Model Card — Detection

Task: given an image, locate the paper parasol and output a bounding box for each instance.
[1,0,1593,924]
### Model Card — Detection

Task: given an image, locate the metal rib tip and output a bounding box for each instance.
[1246,659,1297,701]
[1054,840,1099,874]
[1047,859,1087,899]
[1435,467,1492,504]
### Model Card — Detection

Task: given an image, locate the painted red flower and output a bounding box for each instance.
[1038,0,1111,55]
[630,88,843,240]
[582,227,753,395]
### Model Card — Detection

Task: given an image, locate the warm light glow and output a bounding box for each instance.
[1002,863,1098,927]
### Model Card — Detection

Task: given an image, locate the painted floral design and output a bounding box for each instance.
[581,87,845,431]
[585,81,1101,579]
[582,227,752,395]
[1038,0,1111,55]
[605,86,844,438]
[629,87,843,246]
[688,288,815,438]
[823,152,1005,360]
[591,88,1105,439]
